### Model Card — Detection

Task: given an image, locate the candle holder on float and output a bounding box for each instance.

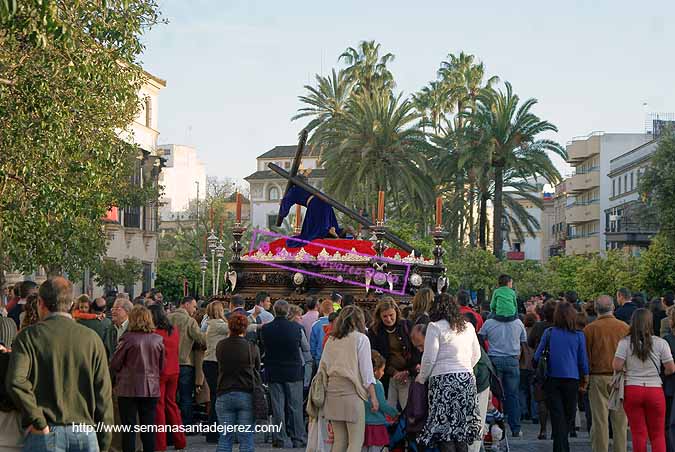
[231,223,245,262]
[215,241,226,295]
[432,225,448,267]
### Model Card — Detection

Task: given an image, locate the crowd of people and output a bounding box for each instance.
[0,277,674,452]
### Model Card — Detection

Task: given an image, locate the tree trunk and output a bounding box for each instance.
[468,181,475,246]
[479,194,488,250]
[492,165,504,258]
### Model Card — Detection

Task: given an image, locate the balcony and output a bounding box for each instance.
[506,251,525,261]
[567,133,602,164]
[567,170,599,194]
[566,201,600,224]
[565,235,600,255]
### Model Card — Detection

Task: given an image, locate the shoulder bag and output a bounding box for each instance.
[534,328,552,385]
[247,343,270,421]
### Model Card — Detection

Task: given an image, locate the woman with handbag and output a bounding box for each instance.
[215,312,261,452]
[320,305,378,452]
[613,308,675,452]
[533,301,589,452]
[415,293,482,452]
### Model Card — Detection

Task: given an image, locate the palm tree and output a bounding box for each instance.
[472,82,567,257]
[432,53,499,244]
[339,40,395,96]
[318,91,434,218]
[292,68,354,151]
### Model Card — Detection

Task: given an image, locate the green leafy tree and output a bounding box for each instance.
[93,258,143,294]
[638,234,675,295]
[544,254,590,295]
[445,246,498,296]
[575,251,641,302]
[0,0,163,281]
[472,82,566,257]
[641,128,675,243]
[155,259,202,303]
[497,260,551,301]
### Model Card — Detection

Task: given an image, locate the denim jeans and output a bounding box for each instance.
[490,355,521,434]
[23,425,99,452]
[269,381,306,447]
[203,360,220,442]
[216,392,254,452]
[178,365,196,426]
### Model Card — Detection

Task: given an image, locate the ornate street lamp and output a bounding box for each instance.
[215,241,226,295]
[199,254,208,298]
[207,231,218,296]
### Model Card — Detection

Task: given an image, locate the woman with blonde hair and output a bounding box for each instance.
[111,305,165,452]
[203,300,229,443]
[368,297,419,410]
[411,288,434,325]
[320,305,378,452]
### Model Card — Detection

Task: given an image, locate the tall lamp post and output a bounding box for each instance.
[199,254,208,298]
[215,240,225,295]
[207,231,219,296]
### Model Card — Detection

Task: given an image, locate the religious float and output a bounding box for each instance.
[225,131,449,306]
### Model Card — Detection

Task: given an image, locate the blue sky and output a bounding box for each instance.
[141,0,675,187]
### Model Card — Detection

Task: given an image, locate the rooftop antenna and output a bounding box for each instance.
[186,125,193,144]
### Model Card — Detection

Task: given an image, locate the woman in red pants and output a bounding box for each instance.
[613,309,675,452]
[149,304,187,451]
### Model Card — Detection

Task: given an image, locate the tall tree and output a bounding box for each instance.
[319,91,434,216]
[0,0,163,278]
[339,40,395,96]
[472,82,566,258]
[641,128,675,243]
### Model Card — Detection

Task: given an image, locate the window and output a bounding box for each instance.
[630,172,634,191]
[618,177,621,194]
[267,214,277,230]
[624,175,628,193]
[145,97,152,128]
[612,179,616,197]
[268,186,280,201]
[514,243,521,252]
[142,262,152,293]
[636,169,641,188]
[284,161,291,169]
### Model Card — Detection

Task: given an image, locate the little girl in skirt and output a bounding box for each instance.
[363,350,399,452]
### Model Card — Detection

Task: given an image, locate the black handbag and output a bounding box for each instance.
[534,328,552,385]
[248,343,269,421]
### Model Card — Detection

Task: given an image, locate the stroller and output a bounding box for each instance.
[483,360,510,452]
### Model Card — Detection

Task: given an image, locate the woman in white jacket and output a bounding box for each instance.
[416,294,482,452]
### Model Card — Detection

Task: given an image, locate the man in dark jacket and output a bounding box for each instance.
[7,277,113,451]
[261,300,306,448]
[614,288,636,325]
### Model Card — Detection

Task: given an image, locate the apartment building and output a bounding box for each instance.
[565,132,651,255]
[605,140,659,254]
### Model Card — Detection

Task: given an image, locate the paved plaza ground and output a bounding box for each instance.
[183,418,603,452]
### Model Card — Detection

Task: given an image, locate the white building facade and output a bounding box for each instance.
[89,72,166,298]
[565,132,651,254]
[156,144,206,220]
[245,146,325,230]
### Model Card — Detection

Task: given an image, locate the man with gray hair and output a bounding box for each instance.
[104,297,133,358]
[583,295,630,452]
[261,300,306,448]
[7,277,113,451]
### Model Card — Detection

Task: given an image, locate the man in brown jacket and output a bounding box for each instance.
[168,296,206,428]
[583,295,629,452]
